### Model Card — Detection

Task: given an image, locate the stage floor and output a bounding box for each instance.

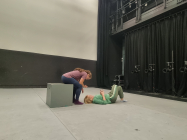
[0,87,187,140]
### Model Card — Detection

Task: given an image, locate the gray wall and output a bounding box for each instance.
[0,0,98,87]
[0,0,98,60]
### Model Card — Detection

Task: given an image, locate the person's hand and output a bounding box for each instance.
[100,90,104,95]
[84,85,88,88]
[82,88,84,93]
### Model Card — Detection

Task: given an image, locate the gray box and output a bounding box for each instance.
[46,83,73,108]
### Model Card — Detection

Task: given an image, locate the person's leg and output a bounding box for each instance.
[118,86,124,99]
[62,76,75,101]
[109,85,119,103]
[73,82,82,101]
[117,86,127,102]
[61,76,83,104]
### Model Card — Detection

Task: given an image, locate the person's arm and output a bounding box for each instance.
[93,96,107,105]
[92,91,108,105]
[79,78,87,88]
[101,94,106,101]
[79,78,87,94]
[100,90,106,100]
[81,88,84,93]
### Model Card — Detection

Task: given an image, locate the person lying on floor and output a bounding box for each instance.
[84,85,127,105]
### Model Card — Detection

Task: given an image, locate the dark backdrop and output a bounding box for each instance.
[124,10,187,97]
[0,49,97,87]
[97,0,122,88]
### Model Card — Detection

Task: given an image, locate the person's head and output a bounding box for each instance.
[74,68,92,80]
[85,71,92,80]
[84,95,94,104]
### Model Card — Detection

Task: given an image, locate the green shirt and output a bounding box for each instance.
[92,94,111,105]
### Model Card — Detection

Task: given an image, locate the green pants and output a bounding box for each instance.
[108,85,124,103]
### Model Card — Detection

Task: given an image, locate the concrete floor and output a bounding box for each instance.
[0,88,187,140]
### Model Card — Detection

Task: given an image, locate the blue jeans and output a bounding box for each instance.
[61,76,82,100]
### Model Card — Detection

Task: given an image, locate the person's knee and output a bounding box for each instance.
[77,84,82,89]
[117,86,122,90]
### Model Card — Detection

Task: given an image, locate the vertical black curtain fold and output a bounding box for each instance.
[124,10,187,97]
[97,0,122,88]
[97,0,104,87]
[177,11,187,97]
[97,0,110,87]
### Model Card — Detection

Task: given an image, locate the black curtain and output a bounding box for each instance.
[124,10,187,97]
[97,0,110,87]
[97,0,122,88]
